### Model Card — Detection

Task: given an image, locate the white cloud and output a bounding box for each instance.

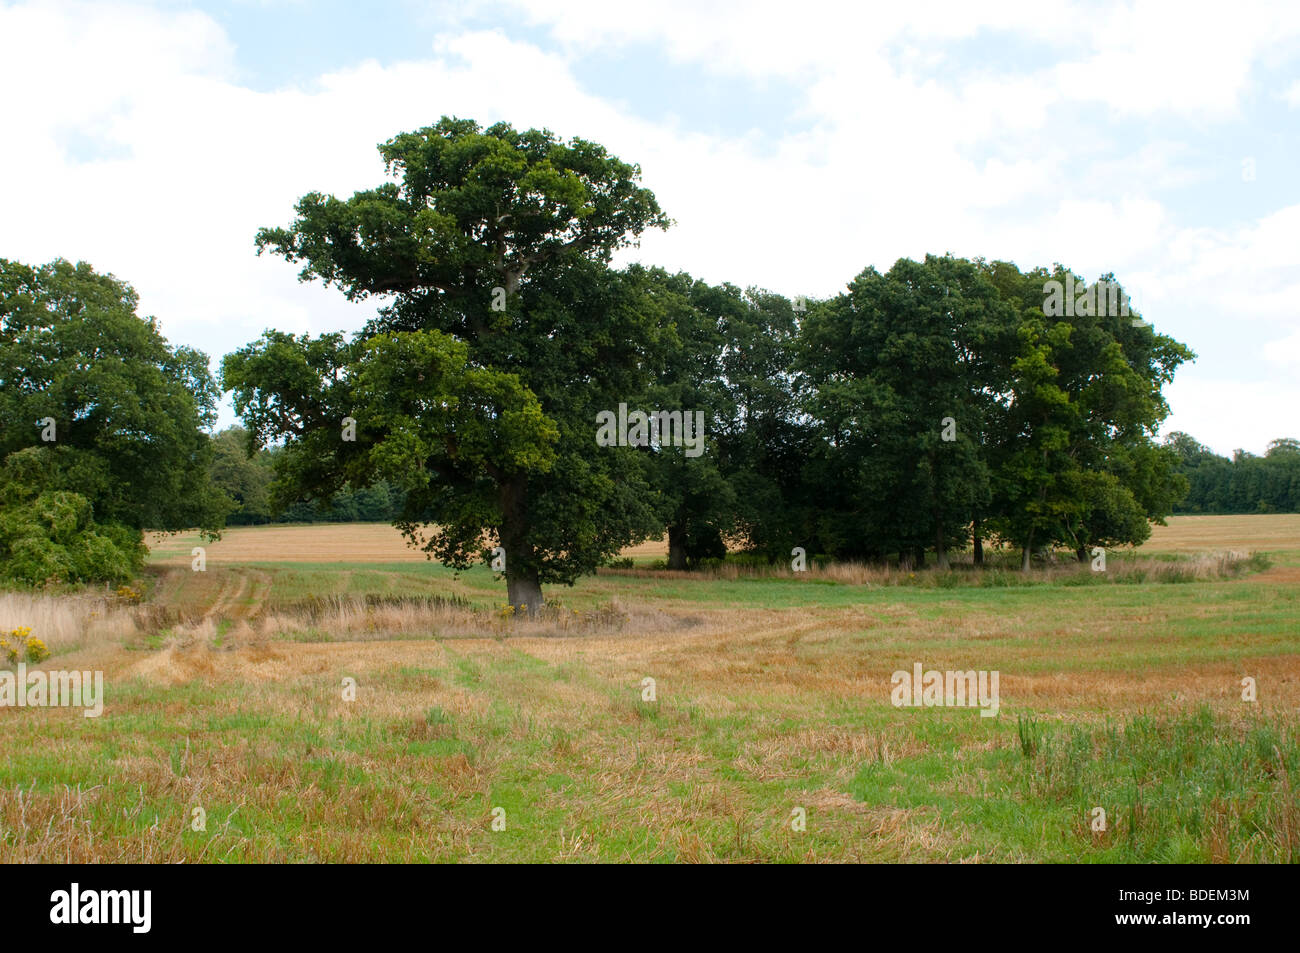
[1049,0,1299,119]
[499,0,1300,118]
[0,0,1297,452]
[1264,328,1300,368]
[499,0,1079,77]
[1163,375,1300,455]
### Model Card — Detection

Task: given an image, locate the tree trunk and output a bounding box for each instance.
[506,568,543,617]
[499,476,543,615]
[1020,528,1034,572]
[973,520,984,567]
[1076,544,1089,563]
[934,521,949,570]
[913,546,926,570]
[667,524,688,571]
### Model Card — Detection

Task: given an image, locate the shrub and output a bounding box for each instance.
[0,492,144,586]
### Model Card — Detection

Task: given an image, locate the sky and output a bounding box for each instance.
[1,0,1297,456]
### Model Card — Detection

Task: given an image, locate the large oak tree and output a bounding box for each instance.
[224,118,670,611]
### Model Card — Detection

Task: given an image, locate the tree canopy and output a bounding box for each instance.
[219,118,1199,604]
[225,118,670,611]
[0,258,228,585]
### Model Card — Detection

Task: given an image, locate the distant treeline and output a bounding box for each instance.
[211,427,406,525]
[1167,433,1300,514]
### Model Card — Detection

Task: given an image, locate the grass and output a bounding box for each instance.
[0,515,1296,862]
[0,590,142,654]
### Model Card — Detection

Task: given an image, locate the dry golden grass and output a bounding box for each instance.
[28,590,1283,863]
[146,524,429,565]
[146,523,670,566]
[3,601,1296,862]
[216,595,654,643]
[1143,513,1300,553]
[0,590,142,654]
[101,596,1300,715]
[603,548,1261,585]
[146,514,1300,566]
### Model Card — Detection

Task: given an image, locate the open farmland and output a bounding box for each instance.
[142,514,1300,566]
[1133,514,1300,555]
[145,523,673,567]
[0,515,1295,863]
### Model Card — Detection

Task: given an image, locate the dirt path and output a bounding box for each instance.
[148,565,275,624]
[206,570,250,621]
[204,568,276,621]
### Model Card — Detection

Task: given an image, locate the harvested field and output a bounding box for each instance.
[2,514,1295,863]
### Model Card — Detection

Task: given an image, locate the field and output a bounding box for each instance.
[1,516,1298,862]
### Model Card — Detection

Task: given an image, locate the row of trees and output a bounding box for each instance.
[642,256,1193,572]
[1,118,1208,600]
[220,117,1196,611]
[212,422,1300,528]
[1167,434,1300,513]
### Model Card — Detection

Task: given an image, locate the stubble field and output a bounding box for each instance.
[1,515,1297,862]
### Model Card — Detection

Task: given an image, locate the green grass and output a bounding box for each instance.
[1,519,1296,861]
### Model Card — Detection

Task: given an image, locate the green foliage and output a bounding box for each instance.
[209,426,274,524]
[0,490,144,585]
[223,326,562,555]
[0,258,226,584]
[623,268,737,570]
[0,259,229,535]
[228,118,671,609]
[706,282,813,561]
[976,264,1193,562]
[208,425,408,525]
[790,256,1192,567]
[1017,713,1042,758]
[1018,707,1299,863]
[255,117,669,304]
[218,117,1198,586]
[800,254,1014,563]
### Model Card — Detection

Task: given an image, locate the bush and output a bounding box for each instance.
[0,492,144,586]
[4,534,74,586]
